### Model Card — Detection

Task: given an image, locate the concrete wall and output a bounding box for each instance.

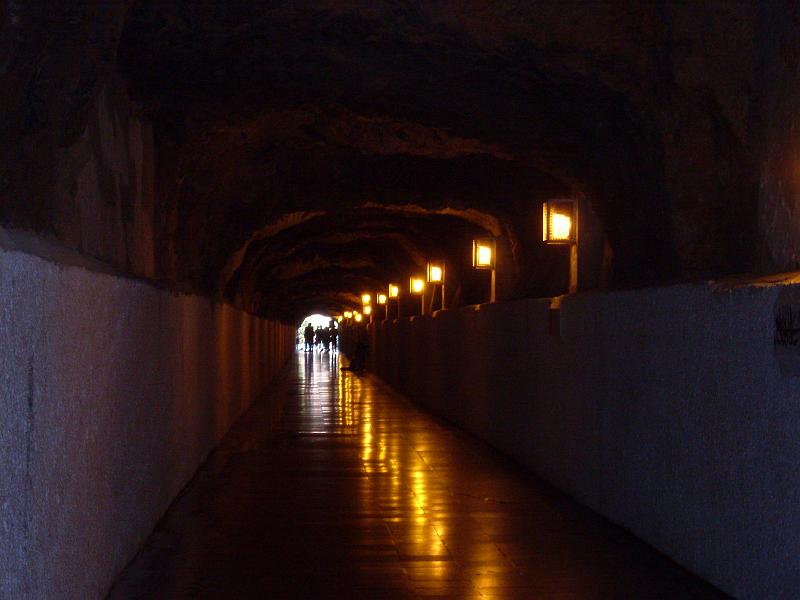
[0,245,294,599]
[367,280,800,599]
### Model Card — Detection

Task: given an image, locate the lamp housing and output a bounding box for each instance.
[427,262,445,284]
[410,277,425,295]
[472,238,496,269]
[543,200,577,244]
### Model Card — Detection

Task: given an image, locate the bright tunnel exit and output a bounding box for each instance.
[298,313,339,353]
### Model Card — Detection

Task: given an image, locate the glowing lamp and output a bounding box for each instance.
[543,201,576,244]
[336,315,343,323]
[354,313,363,322]
[344,311,353,319]
[364,305,372,316]
[361,293,372,305]
[410,277,425,295]
[427,262,444,283]
[388,284,399,298]
[472,238,496,269]
[377,294,387,305]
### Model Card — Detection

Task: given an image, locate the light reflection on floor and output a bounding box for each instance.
[287,352,726,599]
[108,351,730,599]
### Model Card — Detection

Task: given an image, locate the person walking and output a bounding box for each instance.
[329,323,338,353]
[315,326,324,351]
[303,323,314,352]
[321,326,330,352]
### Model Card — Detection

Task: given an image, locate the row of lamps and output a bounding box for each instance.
[336,200,577,324]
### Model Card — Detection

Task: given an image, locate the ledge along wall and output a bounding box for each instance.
[367,281,800,600]
[0,242,295,600]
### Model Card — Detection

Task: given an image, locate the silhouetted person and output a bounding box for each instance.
[303,323,314,352]
[315,326,324,350]
[329,324,338,352]
[320,326,330,352]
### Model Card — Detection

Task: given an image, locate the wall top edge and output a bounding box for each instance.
[0,225,124,279]
[0,225,290,323]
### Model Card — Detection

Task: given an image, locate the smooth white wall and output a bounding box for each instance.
[0,246,294,599]
[369,282,800,599]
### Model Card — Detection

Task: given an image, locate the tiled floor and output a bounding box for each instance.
[108,351,728,599]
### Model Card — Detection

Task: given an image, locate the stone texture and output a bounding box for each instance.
[0,245,294,600]
[1,2,788,321]
[365,278,800,599]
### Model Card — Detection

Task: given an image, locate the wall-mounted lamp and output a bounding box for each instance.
[376,293,388,320]
[354,312,363,323]
[410,277,425,294]
[473,238,495,269]
[344,310,353,319]
[336,315,343,323]
[543,201,576,244]
[472,238,497,303]
[388,284,400,319]
[426,261,446,311]
[410,276,426,315]
[361,293,372,305]
[427,262,444,284]
[543,200,578,293]
[363,305,372,316]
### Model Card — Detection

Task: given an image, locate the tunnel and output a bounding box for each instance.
[2,2,800,598]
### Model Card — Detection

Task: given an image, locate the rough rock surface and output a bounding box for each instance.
[2,1,794,320]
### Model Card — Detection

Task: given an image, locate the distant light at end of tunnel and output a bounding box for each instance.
[410,277,425,294]
[388,284,399,298]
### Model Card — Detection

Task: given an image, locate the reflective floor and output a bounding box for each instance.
[108,352,728,599]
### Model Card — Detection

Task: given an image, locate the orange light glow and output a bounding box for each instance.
[354,312,363,322]
[364,305,372,316]
[361,293,371,305]
[388,284,399,298]
[410,277,425,294]
[427,262,444,283]
[377,294,387,305]
[551,213,571,240]
[472,238,496,269]
[344,311,353,319]
[543,201,576,243]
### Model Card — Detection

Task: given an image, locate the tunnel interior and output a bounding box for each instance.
[8,3,800,599]
[3,1,783,324]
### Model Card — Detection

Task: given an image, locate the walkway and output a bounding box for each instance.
[108,352,727,599]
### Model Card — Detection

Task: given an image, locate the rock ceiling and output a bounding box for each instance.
[1,1,761,321]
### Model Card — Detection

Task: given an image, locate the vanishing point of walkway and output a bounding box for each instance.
[109,352,727,599]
